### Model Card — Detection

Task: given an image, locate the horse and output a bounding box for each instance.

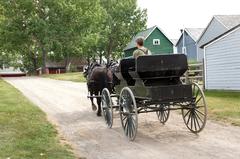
[107,60,120,90]
[84,61,114,116]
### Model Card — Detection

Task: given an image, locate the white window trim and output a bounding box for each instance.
[182,46,187,55]
[153,39,160,45]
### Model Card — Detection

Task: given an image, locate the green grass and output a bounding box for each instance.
[42,72,86,82]
[0,79,75,159]
[188,60,198,64]
[205,90,240,126]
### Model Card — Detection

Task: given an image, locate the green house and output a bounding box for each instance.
[123,26,174,57]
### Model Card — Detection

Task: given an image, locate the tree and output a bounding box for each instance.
[49,0,105,71]
[0,0,53,73]
[99,0,147,61]
[0,0,105,73]
[0,0,147,72]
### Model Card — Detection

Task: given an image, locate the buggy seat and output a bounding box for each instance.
[132,54,187,79]
[114,54,188,86]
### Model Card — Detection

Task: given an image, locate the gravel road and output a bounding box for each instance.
[4,77,240,159]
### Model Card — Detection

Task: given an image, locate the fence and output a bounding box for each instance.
[181,61,205,89]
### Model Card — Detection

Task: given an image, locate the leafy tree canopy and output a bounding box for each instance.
[0,0,147,73]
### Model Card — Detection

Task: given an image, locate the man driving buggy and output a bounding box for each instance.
[133,37,151,59]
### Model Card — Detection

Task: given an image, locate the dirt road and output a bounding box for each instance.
[4,77,240,159]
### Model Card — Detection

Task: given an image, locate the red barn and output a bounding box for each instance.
[37,58,87,75]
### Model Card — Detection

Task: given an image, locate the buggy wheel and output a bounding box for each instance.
[182,83,207,133]
[119,87,138,141]
[156,104,170,124]
[101,88,113,128]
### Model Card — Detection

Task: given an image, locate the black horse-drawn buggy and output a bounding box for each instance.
[92,54,207,141]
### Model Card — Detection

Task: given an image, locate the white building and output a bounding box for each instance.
[197,15,240,61]
[201,24,240,90]
[0,65,26,77]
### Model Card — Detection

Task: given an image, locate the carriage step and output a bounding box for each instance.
[87,95,102,98]
[87,94,119,98]
[110,94,119,97]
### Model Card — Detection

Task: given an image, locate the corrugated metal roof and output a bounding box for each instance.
[123,26,156,51]
[214,15,240,29]
[185,28,205,41]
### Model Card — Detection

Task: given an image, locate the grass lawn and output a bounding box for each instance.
[0,79,75,159]
[205,90,240,126]
[42,72,86,82]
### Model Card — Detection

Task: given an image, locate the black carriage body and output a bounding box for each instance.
[103,54,207,140]
[114,54,192,102]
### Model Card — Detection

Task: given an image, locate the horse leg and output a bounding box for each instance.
[90,91,97,111]
[96,91,102,116]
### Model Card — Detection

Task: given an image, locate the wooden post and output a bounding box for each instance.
[185,69,189,84]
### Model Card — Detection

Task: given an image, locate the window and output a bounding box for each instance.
[153,39,160,45]
[182,46,187,54]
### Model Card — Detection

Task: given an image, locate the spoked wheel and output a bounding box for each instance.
[119,87,138,141]
[101,88,113,128]
[182,83,207,133]
[156,104,170,124]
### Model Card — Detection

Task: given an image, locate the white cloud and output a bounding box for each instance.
[138,0,240,39]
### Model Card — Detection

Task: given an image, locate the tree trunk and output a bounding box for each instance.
[87,57,90,65]
[30,51,38,75]
[87,53,90,66]
[65,59,72,72]
[65,52,70,72]
[99,51,102,64]
[32,58,37,75]
[41,47,47,74]
[106,37,113,64]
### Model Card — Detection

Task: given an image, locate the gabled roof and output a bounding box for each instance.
[123,26,173,51]
[46,61,65,68]
[201,24,240,48]
[197,15,240,43]
[185,28,204,41]
[170,39,178,46]
[176,28,204,46]
[214,15,240,29]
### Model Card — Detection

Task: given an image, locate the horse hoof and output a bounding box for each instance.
[97,112,102,116]
[92,105,97,111]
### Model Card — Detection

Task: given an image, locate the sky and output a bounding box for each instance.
[138,0,240,40]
